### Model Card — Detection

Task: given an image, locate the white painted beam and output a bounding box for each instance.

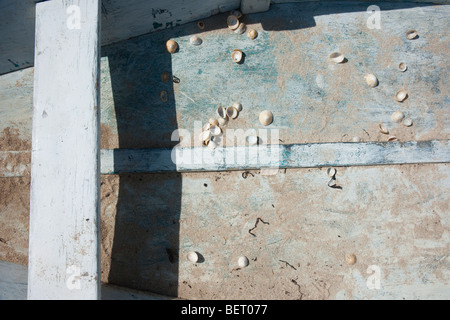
[28,0,101,299]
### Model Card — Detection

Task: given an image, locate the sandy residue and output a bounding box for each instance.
[0,127,31,151]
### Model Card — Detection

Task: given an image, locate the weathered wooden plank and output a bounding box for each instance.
[99,140,450,174]
[28,0,101,299]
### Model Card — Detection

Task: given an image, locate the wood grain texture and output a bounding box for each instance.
[27,0,101,299]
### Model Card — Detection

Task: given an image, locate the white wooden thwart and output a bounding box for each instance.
[27,0,101,300]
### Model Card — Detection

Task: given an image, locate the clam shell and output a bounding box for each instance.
[207,140,217,149]
[233,102,242,112]
[352,136,361,142]
[246,135,259,145]
[166,39,178,53]
[345,254,357,265]
[403,118,413,127]
[227,15,240,30]
[230,10,242,19]
[218,117,228,126]
[187,251,199,263]
[226,106,238,119]
[160,90,168,102]
[189,35,202,46]
[395,90,408,102]
[209,118,219,126]
[259,110,273,126]
[200,130,211,142]
[388,136,399,141]
[327,167,336,177]
[398,62,407,72]
[209,125,222,136]
[378,123,389,134]
[231,49,243,63]
[197,21,205,30]
[202,122,211,132]
[329,52,345,63]
[247,28,258,40]
[237,256,249,268]
[406,29,418,40]
[391,111,405,123]
[234,23,247,35]
[364,73,378,88]
[217,105,227,119]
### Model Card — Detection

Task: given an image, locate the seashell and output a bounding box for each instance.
[202,122,211,132]
[398,62,407,72]
[345,254,357,265]
[364,73,378,88]
[388,136,399,141]
[259,110,273,126]
[209,125,222,136]
[207,140,217,149]
[189,36,202,46]
[327,167,336,177]
[197,21,205,30]
[247,28,258,40]
[378,123,389,134]
[161,71,171,82]
[406,29,418,40]
[200,130,211,142]
[226,106,238,119]
[327,178,337,187]
[395,89,408,102]
[166,39,178,53]
[187,251,199,263]
[246,135,259,145]
[403,118,413,127]
[209,118,219,126]
[237,256,249,268]
[231,49,243,63]
[230,10,242,19]
[233,102,242,112]
[352,136,361,142]
[391,111,405,123]
[227,15,240,30]
[217,105,227,119]
[160,90,168,102]
[329,52,345,63]
[218,117,228,127]
[234,23,247,35]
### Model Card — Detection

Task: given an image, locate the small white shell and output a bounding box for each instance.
[403,118,413,127]
[247,29,258,40]
[329,52,345,63]
[200,130,211,142]
[209,125,222,136]
[327,167,336,177]
[209,118,219,126]
[345,254,357,265]
[218,117,228,126]
[166,39,178,53]
[189,36,202,46]
[237,256,249,268]
[233,102,242,112]
[202,122,211,132]
[231,49,243,63]
[328,179,337,187]
[378,123,389,134]
[246,135,259,145]
[230,10,242,19]
[226,106,238,119]
[217,105,227,119]
[364,73,378,88]
[227,15,240,30]
[395,90,408,102]
[197,21,205,30]
[187,251,199,263]
[391,111,405,123]
[398,62,407,72]
[388,136,399,141]
[406,29,418,40]
[234,23,247,34]
[352,136,361,142]
[207,140,217,149]
[259,110,273,126]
